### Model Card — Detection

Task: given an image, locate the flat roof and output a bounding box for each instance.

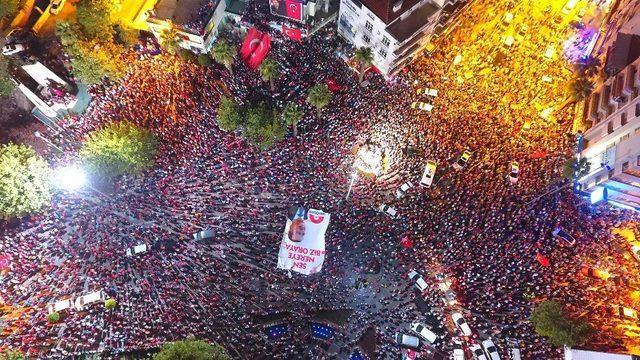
[153,0,220,31]
[386,1,440,42]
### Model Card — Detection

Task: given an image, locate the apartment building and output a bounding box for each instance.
[337,0,466,77]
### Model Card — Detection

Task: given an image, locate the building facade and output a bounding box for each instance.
[579,54,640,210]
[337,0,465,76]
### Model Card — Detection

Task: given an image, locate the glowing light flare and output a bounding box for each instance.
[353,145,385,176]
[52,165,87,191]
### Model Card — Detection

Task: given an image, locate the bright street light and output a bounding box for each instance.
[52,165,87,192]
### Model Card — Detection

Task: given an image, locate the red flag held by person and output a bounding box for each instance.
[282,25,302,41]
[326,78,340,92]
[240,28,262,60]
[536,253,550,267]
[400,236,413,249]
[285,0,302,21]
[247,33,271,70]
[0,255,10,270]
[530,150,548,159]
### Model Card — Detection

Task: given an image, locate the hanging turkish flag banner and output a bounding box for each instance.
[282,25,302,41]
[285,0,302,21]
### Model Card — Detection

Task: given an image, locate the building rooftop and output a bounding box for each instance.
[360,0,422,24]
[606,32,640,74]
[386,1,440,42]
[152,0,220,33]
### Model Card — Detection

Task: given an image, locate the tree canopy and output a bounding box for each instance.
[562,157,591,180]
[215,99,287,149]
[259,57,280,92]
[80,121,157,177]
[354,47,374,83]
[0,143,51,220]
[307,84,333,119]
[0,56,15,97]
[0,0,21,20]
[153,339,230,360]
[0,350,27,360]
[530,300,592,347]
[282,103,303,137]
[216,96,243,132]
[568,77,594,102]
[75,0,120,40]
[211,40,236,75]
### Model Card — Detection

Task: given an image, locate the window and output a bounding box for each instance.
[623,161,630,171]
[621,112,628,126]
[595,175,602,184]
[608,121,614,134]
[381,36,390,47]
[637,155,640,166]
[362,34,370,43]
[636,127,640,135]
[636,103,640,117]
[365,21,373,32]
[621,134,629,142]
[379,49,387,58]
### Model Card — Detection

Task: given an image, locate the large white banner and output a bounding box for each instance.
[277,207,330,275]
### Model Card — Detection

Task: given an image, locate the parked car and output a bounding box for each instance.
[470,344,488,360]
[408,270,428,292]
[502,12,514,27]
[630,245,640,262]
[552,227,576,245]
[452,339,466,360]
[50,0,65,14]
[395,332,420,349]
[502,35,514,50]
[482,339,501,360]
[451,312,472,336]
[420,160,437,187]
[508,161,519,184]
[378,204,398,219]
[2,43,26,55]
[453,150,472,170]
[611,305,638,320]
[411,101,434,112]
[410,322,438,344]
[417,88,438,97]
[396,181,414,198]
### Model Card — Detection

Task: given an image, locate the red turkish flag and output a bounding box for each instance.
[282,25,302,41]
[240,28,263,60]
[285,0,302,20]
[247,33,271,70]
[536,253,550,267]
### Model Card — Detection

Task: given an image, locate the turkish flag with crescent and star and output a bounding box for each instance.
[282,25,302,41]
[285,0,302,21]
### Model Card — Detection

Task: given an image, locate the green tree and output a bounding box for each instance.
[568,77,594,103]
[160,25,181,55]
[0,350,27,360]
[76,0,119,40]
[197,54,212,67]
[0,0,21,20]
[216,96,243,132]
[562,157,591,180]
[307,84,332,120]
[113,22,139,47]
[68,39,126,84]
[55,21,81,47]
[47,312,61,324]
[0,56,15,97]
[244,103,286,150]
[259,57,280,92]
[0,143,51,220]
[282,103,303,137]
[354,47,374,83]
[530,300,592,347]
[211,40,236,76]
[104,298,117,310]
[80,121,157,177]
[573,55,601,78]
[153,339,230,360]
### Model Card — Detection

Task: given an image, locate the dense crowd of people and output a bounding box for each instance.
[2,0,640,358]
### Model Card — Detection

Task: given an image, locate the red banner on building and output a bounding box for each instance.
[282,25,302,41]
[285,0,302,21]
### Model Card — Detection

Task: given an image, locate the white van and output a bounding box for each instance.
[420,160,437,187]
[395,332,420,349]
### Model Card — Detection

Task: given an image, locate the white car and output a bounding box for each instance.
[396,181,414,198]
[411,101,433,112]
[379,204,397,219]
[453,339,466,360]
[508,161,519,184]
[410,322,437,344]
[420,160,437,187]
[2,43,26,55]
[50,0,65,14]
[417,87,438,97]
[451,312,472,336]
[395,332,420,349]
[408,270,428,292]
[482,339,501,360]
[453,150,472,170]
[470,344,488,360]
